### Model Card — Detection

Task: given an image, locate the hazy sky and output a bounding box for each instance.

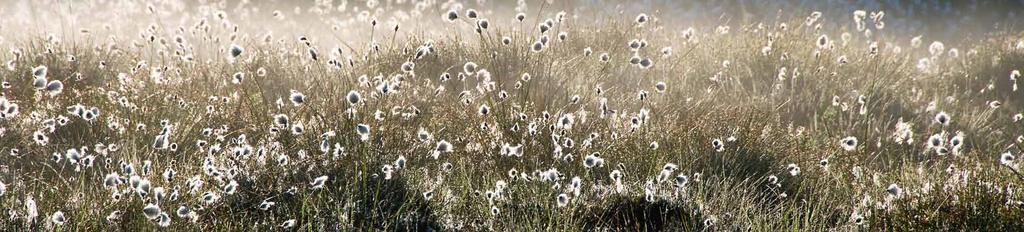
[0,0,1018,45]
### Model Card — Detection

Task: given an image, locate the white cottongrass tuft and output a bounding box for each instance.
[347,91,362,105]
[143,204,161,220]
[310,175,329,189]
[229,44,243,58]
[840,136,858,151]
[556,193,570,207]
[51,210,66,225]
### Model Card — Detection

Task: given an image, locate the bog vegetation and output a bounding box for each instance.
[0,0,1022,231]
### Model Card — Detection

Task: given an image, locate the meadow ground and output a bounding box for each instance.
[0,0,1023,231]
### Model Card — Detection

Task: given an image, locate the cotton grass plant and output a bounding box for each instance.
[0,0,1022,231]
